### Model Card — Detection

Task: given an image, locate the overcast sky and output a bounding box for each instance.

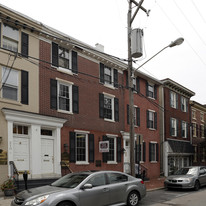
[1,0,206,104]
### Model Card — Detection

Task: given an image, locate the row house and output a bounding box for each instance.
[190,101,206,165]
[161,79,195,176]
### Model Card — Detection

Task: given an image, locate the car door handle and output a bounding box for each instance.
[103,188,109,192]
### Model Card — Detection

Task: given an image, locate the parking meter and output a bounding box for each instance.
[23,170,28,190]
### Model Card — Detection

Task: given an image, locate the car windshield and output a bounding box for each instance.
[51,173,89,188]
[174,167,198,176]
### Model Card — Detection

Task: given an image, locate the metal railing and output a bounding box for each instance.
[9,161,19,190]
[60,161,73,176]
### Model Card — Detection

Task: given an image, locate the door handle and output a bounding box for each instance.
[103,188,109,192]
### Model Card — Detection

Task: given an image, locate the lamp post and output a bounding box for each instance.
[128,33,184,176]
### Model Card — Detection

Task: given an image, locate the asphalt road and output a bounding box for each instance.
[139,187,206,206]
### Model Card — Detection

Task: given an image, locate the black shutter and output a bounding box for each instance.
[0,23,1,47]
[114,98,119,122]
[154,112,157,129]
[176,93,178,109]
[146,110,149,128]
[143,142,146,162]
[102,136,108,163]
[113,69,118,88]
[204,124,206,137]
[126,71,129,89]
[21,70,29,105]
[146,82,149,96]
[117,137,121,162]
[99,93,104,118]
[127,104,129,124]
[176,119,179,137]
[137,107,140,126]
[72,51,78,74]
[52,42,58,67]
[135,142,137,163]
[89,134,95,163]
[69,132,76,163]
[100,63,104,83]
[72,85,79,114]
[21,32,29,57]
[156,143,159,161]
[154,85,157,99]
[50,79,57,110]
[170,118,172,136]
[136,77,140,93]
[149,142,152,162]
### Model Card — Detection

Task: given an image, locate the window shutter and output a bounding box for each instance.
[181,121,183,137]
[136,77,140,93]
[72,85,79,114]
[186,99,188,112]
[72,51,78,74]
[154,85,157,99]
[126,71,129,89]
[176,119,179,137]
[154,112,157,129]
[170,118,172,136]
[100,63,104,83]
[99,93,104,118]
[156,143,159,161]
[102,135,108,163]
[114,98,119,122]
[21,70,29,105]
[113,69,118,88]
[127,104,129,124]
[149,143,152,162]
[21,32,29,57]
[0,23,1,47]
[117,137,121,163]
[135,142,138,163]
[204,124,206,137]
[52,42,58,67]
[50,79,57,110]
[89,134,95,163]
[137,107,140,126]
[146,82,149,96]
[176,93,178,109]
[143,142,146,162]
[146,110,149,128]
[69,132,76,163]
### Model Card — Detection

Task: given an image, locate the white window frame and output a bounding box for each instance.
[57,80,73,113]
[148,110,155,129]
[182,121,187,138]
[171,118,177,137]
[1,67,19,101]
[103,93,115,122]
[148,83,154,99]
[170,91,177,109]
[75,132,89,164]
[201,124,204,138]
[107,135,117,164]
[181,96,187,112]
[192,109,196,120]
[150,142,157,162]
[192,122,197,137]
[200,113,204,122]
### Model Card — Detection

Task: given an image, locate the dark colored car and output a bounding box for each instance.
[11,170,146,206]
[164,166,206,191]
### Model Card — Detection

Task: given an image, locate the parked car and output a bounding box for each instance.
[11,170,146,206]
[164,166,206,191]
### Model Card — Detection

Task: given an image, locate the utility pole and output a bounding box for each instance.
[127,0,148,177]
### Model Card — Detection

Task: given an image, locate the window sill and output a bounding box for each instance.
[57,109,73,115]
[0,98,21,106]
[104,118,115,123]
[57,67,75,75]
[150,161,157,164]
[75,162,89,165]
[104,84,116,90]
[149,128,156,131]
[107,161,117,164]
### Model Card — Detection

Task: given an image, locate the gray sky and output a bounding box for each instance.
[1,0,206,104]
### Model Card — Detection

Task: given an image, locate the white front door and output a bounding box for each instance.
[41,139,54,174]
[13,137,30,172]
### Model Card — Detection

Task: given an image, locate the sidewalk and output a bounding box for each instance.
[0,177,165,206]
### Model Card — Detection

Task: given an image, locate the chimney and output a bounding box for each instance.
[95,43,104,52]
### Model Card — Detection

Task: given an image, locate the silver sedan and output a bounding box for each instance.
[164,166,206,191]
[11,170,146,206]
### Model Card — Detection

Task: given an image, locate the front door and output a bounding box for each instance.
[13,137,30,172]
[41,139,54,174]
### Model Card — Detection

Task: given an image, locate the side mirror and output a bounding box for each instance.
[81,183,93,190]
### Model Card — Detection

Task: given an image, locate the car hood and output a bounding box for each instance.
[167,174,194,180]
[16,185,67,200]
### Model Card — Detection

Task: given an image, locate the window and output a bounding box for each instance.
[147,110,157,129]
[100,63,118,88]
[107,137,117,162]
[170,118,178,137]
[181,121,188,138]
[76,133,88,163]
[200,124,204,138]
[127,105,140,126]
[192,110,196,119]
[146,82,156,99]
[181,96,188,112]
[192,123,197,137]
[50,79,79,114]
[2,24,19,52]
[200,113,204,122]
[170,91,178,109]
[13,125,28,135]
[41,129,53,136]
[2,67,18,101]
[99,93,119,122]
[86,173,106,187]
[149,142,158,162]
[69,132,94,164]
[52,42,78,73]
[107,173,128,184]
[135,140,145,162]
[133,77,140,92]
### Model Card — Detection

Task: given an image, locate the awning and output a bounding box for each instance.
[168,140,194,154]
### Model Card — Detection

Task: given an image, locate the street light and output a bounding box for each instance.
[128,36,184,177]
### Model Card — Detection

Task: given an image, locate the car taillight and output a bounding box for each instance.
[140,180,144,184]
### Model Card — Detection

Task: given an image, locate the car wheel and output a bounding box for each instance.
[57,201,73,206]
[127,191,139,206]
[194,180,200,191]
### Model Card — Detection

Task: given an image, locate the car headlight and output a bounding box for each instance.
[183,178,192,183]
[25,195,49,205]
